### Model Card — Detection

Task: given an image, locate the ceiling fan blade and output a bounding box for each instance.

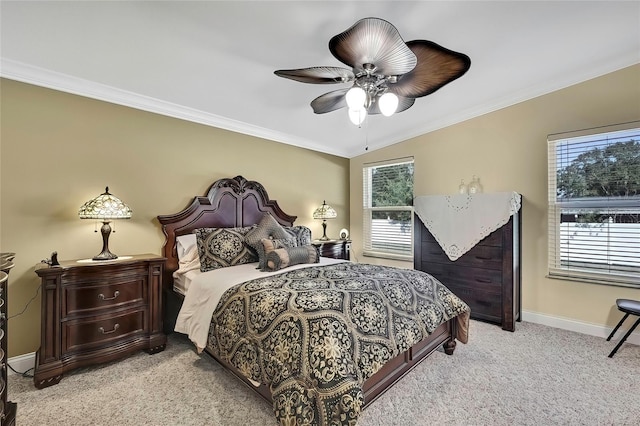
[329,17,417,76]
[391,40,471,98]
[310,88,350,114]
[368,95,415,115]
[274,67,355,84]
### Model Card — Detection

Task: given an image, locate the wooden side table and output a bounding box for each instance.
[34,254,166,388]
[313,239,351,260]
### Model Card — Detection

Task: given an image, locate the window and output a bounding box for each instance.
[363,158,414,260]
[547,123,640,287]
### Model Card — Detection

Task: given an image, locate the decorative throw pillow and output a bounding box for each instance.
[285,225,312,246]
[195,226,257,272]
[261,238,297,270]
[245,213,295,269]
[265,245,320,272]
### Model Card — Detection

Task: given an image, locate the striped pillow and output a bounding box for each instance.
[264,245,320,272]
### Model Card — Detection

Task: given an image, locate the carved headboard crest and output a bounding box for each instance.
[206,175,272,201]
[157,176,297,285]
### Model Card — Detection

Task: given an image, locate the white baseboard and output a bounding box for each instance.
[6,312,638,374]
[7,351,36,376]
[522,310,640,346]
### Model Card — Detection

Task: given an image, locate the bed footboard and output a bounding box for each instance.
[202,316,458,408]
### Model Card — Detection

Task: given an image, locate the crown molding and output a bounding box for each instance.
[0,58,348,158]
[3,57,637,159]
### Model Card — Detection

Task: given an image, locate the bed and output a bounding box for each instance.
[158,175,470,426]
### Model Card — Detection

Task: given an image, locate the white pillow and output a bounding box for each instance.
[176,234,198,261]
[177,244,200,271]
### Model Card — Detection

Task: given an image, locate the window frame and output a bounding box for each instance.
[547,122,640,288]
[362,157,414,261]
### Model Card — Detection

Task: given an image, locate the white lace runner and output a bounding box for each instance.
[414,192,522,261]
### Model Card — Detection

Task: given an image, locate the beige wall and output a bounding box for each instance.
[350,64,640,329]
[0,79,350,357]
[3,65,639,357]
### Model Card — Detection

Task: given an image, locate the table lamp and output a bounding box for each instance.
[79,187,132,260]
[312,200,337,241]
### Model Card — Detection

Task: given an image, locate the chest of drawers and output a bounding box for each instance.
[414,213,521,331]
[34,254,166,388]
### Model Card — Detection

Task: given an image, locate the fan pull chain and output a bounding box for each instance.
[94,221,98,233]
[364,114,369,151]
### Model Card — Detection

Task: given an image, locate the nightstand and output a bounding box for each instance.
[312,239,351,260]
[34,254,166,389]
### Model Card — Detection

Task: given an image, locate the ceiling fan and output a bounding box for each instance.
[275,17,471,125]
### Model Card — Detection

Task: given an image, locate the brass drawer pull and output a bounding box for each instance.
[98,324,120,335]
[98,290,120,301]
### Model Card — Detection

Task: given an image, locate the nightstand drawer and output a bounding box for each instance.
[63,308,146,353]
[318,244,345,258]
[64,278,146,317]
[313,240,351,260]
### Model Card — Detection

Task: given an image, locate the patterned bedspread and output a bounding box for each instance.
[206,262,470,426]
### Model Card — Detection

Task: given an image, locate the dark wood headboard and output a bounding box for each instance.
[157,175,297,290]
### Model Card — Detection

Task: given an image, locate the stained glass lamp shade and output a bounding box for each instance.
[78,187,132,260]
[312,200,337,241]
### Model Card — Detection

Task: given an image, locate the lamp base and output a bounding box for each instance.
[92,250,118,261]
[93,220,118,261]
[319,220,330,241]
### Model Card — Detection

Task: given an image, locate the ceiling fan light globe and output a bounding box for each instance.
[379,92,399,116]
[348,108,367,126]
[346,87,366,110]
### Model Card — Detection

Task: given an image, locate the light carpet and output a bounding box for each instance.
[9,320,640,425]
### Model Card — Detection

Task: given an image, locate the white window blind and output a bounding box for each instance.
[547,123,640,287]
[363,158,414,260]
